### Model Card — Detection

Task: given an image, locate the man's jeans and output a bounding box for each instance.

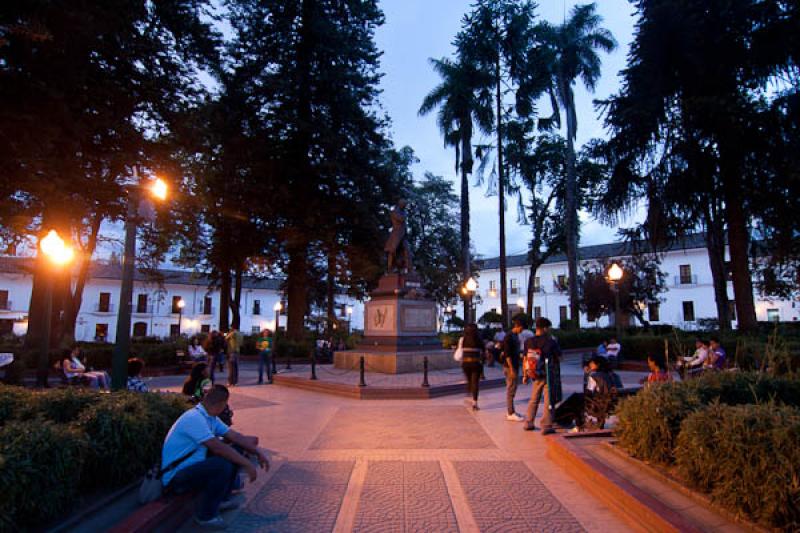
[168,456,239,520]
[525,379,554,429]
[258,350,273,383]
[228,352,239,386]
[209,352,225,383]
[504,363,519,415]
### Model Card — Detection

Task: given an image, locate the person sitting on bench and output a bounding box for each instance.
[678,338,710,377]
[555,356,623,432]
[62,346,110,390]
[161,385,269,529]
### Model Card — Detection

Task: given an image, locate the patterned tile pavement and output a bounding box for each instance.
[311,406,496,450]
[228,461,354,533]
[454,461,585,533]
[353,461,459,533]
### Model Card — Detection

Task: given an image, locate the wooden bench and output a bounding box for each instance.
[175,350,194,371]
[108,493,194,533]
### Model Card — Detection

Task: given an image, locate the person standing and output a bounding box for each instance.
[460,323,485,411]
[256,329,274,385]
[206,331,226,383]
[503,319,524,422]
[225,327,243,387]
[523,317,563,434]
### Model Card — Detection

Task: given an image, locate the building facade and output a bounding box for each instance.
[0,257,364,341]
[471,234,799,328]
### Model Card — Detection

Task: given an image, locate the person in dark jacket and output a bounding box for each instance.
[554,355,623,431]
[503,319,524,422]
[523,317,562,434]
[460,323,485,411]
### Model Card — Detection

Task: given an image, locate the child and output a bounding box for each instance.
[643,353,672,384]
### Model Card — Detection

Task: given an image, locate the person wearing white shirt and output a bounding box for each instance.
[188,339,207,362]
[680,339,710,376]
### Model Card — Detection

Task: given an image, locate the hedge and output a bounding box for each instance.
[675,403,800,530]
[615,372,800,465]
[0,386,189,531]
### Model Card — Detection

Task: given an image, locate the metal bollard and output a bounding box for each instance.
[310,350,318,380]
[286,350,291,370]
[358,356,367,387]
[422,356,430,388]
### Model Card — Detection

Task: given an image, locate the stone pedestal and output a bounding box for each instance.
[334,273,458,374]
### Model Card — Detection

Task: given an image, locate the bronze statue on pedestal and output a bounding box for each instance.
[384,199,414,273]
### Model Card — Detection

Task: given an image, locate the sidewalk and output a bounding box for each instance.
[144,358,645,532]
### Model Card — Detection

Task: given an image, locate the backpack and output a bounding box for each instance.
[523,346,541,380]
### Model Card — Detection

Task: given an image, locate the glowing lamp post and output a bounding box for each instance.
[38,230,75,387]
[176,298,185,337]
[462,277,478,324]
[607,262,624,340]
[111,169,168,390]
[346,306,353,334]
[273,301,282,333]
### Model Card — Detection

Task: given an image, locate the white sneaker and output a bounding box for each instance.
[506,413,524,422]
[219,493,245,511]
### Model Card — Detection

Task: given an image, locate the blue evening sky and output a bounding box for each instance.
[374,0,641,259]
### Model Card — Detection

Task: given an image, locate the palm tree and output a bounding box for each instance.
[419,57,492,320]
[540,3,616,327]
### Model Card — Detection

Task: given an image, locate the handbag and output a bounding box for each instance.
[453,337,464,362]
[138,448,197,504]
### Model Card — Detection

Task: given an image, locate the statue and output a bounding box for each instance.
[384,199,414,273]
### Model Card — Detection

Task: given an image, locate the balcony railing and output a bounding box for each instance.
[93,303,115,313]
[197,306,216,316]
[0,301,12,310]
[553,282,568,293]
[133,304,154,314]
[509,287,519,295]
[674,274,698,286]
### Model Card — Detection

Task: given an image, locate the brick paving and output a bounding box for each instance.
[155,357,646,533]
[229,461,355,533]
[353,461,459,533]
[454,461,585,532]
[311,406,495,450]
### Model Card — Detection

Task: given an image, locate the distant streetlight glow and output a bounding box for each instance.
[608,262,624,282]
[151,177,168,201]
[177,298,185,309]
[516,298,525,309]
[465,277,478,292]
[40,230,75,265]
[274,301,283,312]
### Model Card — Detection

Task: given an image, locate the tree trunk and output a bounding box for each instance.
[61,215,102,343]
[460,128,472,322]
[720,155,757,331]
[219,269,231,332]
[704,206,731,332]
[495,54,508,328]
[326,249,336,334]
[564,99,580,328]
[230,265,242,330]
[286,246,309,340]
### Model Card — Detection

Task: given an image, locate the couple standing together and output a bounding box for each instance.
[460,317,562,434]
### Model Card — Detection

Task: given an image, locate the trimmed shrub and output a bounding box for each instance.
[273,338,313,361]
[76,392,188,489]
[615,382,703,464]
[616,372,800,465]
[675,403,800,530]
[0,386,31,425]
[0,421,88,531]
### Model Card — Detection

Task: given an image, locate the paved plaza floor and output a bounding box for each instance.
[147,360,644,532]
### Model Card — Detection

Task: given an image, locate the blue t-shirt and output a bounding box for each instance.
[161,404,229,486]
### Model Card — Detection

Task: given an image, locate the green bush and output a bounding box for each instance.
[0,385,189,529]
[274,338,313,360]
[76,392,188,489]
[615,382,703,464]
[616,372,800,465]
[675,403,800,530]
[0,421,88,531]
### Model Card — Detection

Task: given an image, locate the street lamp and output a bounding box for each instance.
[516,297,525,313]
[462,277,478,323]
[607,262,624,340]
[38,230,75,387]
[176,298,185,337]
[111,168,168,390]
[346,306,353,333]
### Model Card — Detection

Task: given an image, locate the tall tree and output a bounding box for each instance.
[538,3,616,327]
[600,0,798,331]
[457,0,544,327]
[0,1,220,346]
[419,57,492,320]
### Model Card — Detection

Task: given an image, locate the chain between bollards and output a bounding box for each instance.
[358,356,367,387]
[421,356,430,388]
[310,350,318,380]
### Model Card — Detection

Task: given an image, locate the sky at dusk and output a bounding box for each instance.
[374,0,641,259]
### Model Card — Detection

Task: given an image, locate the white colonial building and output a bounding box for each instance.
[471,234,799,329]
[0,256,364,341]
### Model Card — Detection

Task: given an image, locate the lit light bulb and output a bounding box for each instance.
[608,263,624,282]
[40,230,75,265]
[151,178,168,201]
